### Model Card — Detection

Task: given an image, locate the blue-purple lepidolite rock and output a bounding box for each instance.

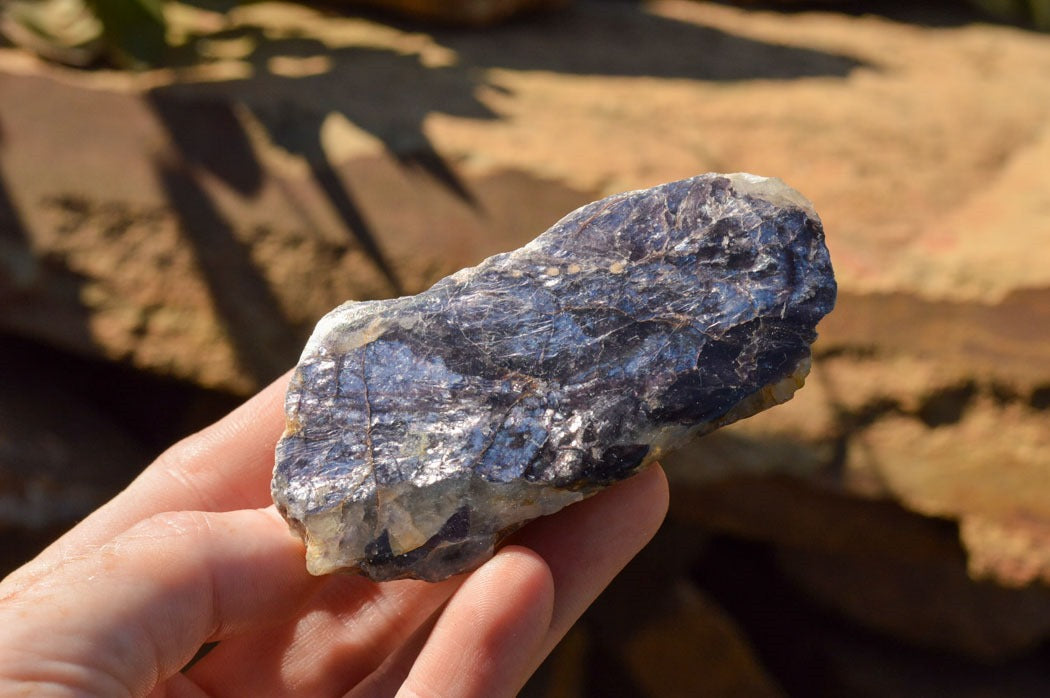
[273,173,836,581]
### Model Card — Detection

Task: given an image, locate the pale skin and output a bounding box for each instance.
[0,371,669,697]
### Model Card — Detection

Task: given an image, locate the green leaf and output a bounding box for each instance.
[85,0,167,66]
[968,0,1050,29]
[1028,0,1050,29]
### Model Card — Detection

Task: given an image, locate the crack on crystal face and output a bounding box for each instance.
[469,377,536,476]
[359,346,379,537]
[574,197,620,238]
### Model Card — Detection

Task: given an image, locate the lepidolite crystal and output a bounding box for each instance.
[273,173,836,581]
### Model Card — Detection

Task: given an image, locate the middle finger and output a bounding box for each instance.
[186,570,463,697]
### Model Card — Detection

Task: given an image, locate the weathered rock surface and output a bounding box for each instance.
[664,349,1050,658]
[273,173,835,580]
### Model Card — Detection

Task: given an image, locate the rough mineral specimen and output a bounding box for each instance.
[273,173,836,581]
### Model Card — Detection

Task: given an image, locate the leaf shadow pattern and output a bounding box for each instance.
[147,31,504,297]
[140,2,869,384]
[147,0,867,292]
[155,157,303,386]
[0,117,97,353]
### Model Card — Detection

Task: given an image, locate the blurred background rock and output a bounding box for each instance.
[2,0,1050,694]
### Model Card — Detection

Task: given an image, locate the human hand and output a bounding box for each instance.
[0,372,668,697]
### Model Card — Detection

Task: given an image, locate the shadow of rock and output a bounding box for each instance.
[667,443,1050,659]
[691,531,1050,698]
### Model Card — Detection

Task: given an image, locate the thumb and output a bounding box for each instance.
[0,507,320,697]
